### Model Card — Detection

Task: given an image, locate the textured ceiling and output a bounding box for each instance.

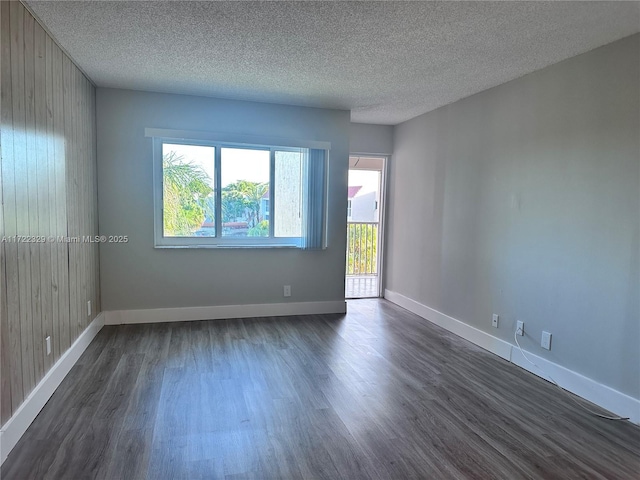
[26,1,640,125]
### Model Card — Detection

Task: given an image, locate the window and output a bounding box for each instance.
[151,131,328,249]
[162,143,217,238]
[220,147,272,238]
[347,200,352,219]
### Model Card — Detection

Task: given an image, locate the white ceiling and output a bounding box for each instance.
[26,1,640,125]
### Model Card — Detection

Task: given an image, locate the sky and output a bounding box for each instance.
[165,143,381,195]
[221,148,269,186]
[349,169,380,194]
[163,144,269,188]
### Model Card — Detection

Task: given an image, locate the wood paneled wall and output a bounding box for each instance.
[0,1,100,426]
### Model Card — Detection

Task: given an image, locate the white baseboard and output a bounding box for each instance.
[384,290,512,360]
[0,313,105,464]
[384,289,640,425]
[104,300,347,325]
[0,301,344,464]
[510,348,640,424]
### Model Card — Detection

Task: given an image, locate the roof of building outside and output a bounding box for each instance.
[348,186,362,199]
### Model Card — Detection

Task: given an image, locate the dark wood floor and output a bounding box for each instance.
[2,299,639,479]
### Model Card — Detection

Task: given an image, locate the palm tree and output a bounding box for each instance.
[163,151,213,236]
[241,180,269,227]
[221,180,268,227]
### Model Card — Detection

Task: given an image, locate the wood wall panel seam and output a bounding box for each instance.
[0,1,99,428]
[18,0,97,88]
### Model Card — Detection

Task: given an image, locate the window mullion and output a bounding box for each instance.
[269,149,275,238]
[215,145,222,237]
[155,137,320,248]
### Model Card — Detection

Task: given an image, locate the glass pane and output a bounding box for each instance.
[162,143,215,237]
[274,150,303,238]
[221,148,270,237]
[347,169,380,222]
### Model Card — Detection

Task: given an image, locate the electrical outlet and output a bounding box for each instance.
[283,285,291,297]
[516,321,524,336]
[45,336,51,356]
[87,300,92,317]
[492,314,499,328]
[541,331,552,350]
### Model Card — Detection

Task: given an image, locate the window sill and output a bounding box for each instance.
[154,244,300,249]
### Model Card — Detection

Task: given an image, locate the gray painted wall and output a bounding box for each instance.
[97,89,350,310]
[386,35,639,398]
[350,122,394,155]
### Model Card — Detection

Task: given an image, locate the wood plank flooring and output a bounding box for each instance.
[2,299,639,479]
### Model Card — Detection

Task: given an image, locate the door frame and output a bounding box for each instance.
[348,154,388,297]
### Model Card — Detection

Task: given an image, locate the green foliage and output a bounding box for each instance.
[221,180,269,227]
[248,220,269,237]
[346,224,378,275]
[163,151,213,236]
[221,184,248,224]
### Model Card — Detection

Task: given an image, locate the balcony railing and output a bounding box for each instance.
[346,222,378,276]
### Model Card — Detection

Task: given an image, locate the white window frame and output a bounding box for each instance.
[148,128,330,249]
